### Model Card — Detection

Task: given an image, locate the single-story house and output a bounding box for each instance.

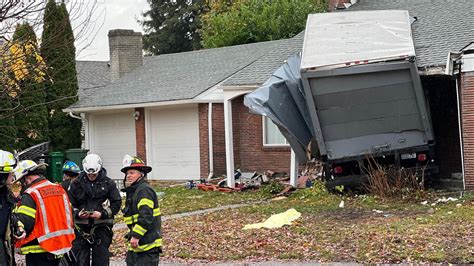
[68,0,474,190]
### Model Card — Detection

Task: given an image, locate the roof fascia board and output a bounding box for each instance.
[64,99,196,113]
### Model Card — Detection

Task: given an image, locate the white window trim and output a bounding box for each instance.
[262,116,290,147]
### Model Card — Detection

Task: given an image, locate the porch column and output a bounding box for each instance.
[135,107,147,162]
[290,149,298,187]
[224,99,235,188]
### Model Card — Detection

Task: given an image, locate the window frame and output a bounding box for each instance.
[262,116,290,147]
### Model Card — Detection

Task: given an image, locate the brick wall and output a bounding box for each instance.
[198,97,291,178]
[199,103,227,177]
[108,29,143,82]
[232,96,291,174]
[461,72,474,189]
[135,107,146,162]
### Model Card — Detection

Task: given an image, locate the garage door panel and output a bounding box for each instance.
[148,106,200,180]
[90,112,136,180]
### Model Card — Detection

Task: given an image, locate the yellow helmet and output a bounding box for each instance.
[13,160,48,182]
[0,150,17,173]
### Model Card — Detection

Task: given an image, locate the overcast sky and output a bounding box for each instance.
[73,0,149,61]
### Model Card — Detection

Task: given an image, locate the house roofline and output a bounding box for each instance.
[64,99,199,113]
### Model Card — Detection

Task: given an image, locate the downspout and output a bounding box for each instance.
[455,65,466,191]
[68,111,82,121]
[68,111,87,149]
[208,103,214,177]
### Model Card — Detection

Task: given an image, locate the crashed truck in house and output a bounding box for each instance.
[245,10,437,186]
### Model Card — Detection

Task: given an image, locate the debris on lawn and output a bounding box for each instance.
[338,200,345,208]
[372,209,384,214]
[243,208,301,230]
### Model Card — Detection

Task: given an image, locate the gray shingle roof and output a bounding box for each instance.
[222,32,304,86]
[348,0,474,68]
[75,61,110,99]
[71,0,472,109]
[70,40,280,109]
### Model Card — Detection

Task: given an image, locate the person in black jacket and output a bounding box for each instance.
[0,150,18,266]
[121,155,161,266]
[68,154,121,266]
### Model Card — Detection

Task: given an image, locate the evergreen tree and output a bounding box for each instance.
[141,0,205,55]
[0,96,17,151]
[11,23,49,151]
[41,0,81,151]
[201,0,327,48]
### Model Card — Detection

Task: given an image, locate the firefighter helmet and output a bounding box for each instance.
[13,160,47,182]
[62,160,81,176]
[121,155,152,174]
[0,150,17,173]
[82,154,102,174]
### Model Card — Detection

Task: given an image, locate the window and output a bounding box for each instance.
[263,116,289,146]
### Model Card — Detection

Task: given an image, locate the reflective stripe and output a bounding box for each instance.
[63,194,72,227]
[16,205,36,218]
[132,224,147,236]
[124,208,160,225]
[31,189,49,233]
[18,245,47,254]
[38,228,75,242]
[137,198,154,209]
[128,238,162,252]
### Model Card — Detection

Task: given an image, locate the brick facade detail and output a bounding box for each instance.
[135,107,146,163]
[199,97,291,178]
[461,72,474,190]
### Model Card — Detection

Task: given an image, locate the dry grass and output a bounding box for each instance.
[362,155,427,200]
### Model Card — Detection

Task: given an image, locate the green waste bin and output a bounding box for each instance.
[47,151,64,183]
[64,148,89,170]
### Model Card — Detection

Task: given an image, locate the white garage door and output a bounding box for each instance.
[89,111,136,180]
[148,105,200,180]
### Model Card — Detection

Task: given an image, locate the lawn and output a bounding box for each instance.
[112,184,474,264]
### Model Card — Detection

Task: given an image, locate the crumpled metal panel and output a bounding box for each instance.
[244,54,317,163]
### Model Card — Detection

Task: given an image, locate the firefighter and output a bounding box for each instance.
[68,154,121,266]
[0,150,18,266]
[12,160,75,266]
[61,161,80,192]
[121,155,162,266]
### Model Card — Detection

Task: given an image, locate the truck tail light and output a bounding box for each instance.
[334,166,343,174]
[417,153,427,162]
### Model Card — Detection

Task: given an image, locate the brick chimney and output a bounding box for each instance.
[108,29,143,82]
[328,0,355,11]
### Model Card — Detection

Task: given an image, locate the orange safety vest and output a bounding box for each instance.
[15,179,75,255]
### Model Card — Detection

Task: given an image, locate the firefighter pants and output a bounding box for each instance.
[125,248,160,266]
[71,225,113,266]
[25,253,62,266]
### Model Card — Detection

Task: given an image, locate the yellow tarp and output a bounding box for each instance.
[243,208,301,230]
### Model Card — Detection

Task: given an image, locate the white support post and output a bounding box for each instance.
[290,149,298,187]
[224,99,235,188]
[208,103,214,176]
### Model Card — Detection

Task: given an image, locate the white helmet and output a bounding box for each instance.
[82,154,102,174]
[13,160,47,182]
[0,150,17,173]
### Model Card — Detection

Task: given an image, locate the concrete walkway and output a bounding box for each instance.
[113,200,266,230]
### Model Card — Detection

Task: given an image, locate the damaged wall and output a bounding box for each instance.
[423,76,462,178]
[232,96,291,174]
[198,97,291,178]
